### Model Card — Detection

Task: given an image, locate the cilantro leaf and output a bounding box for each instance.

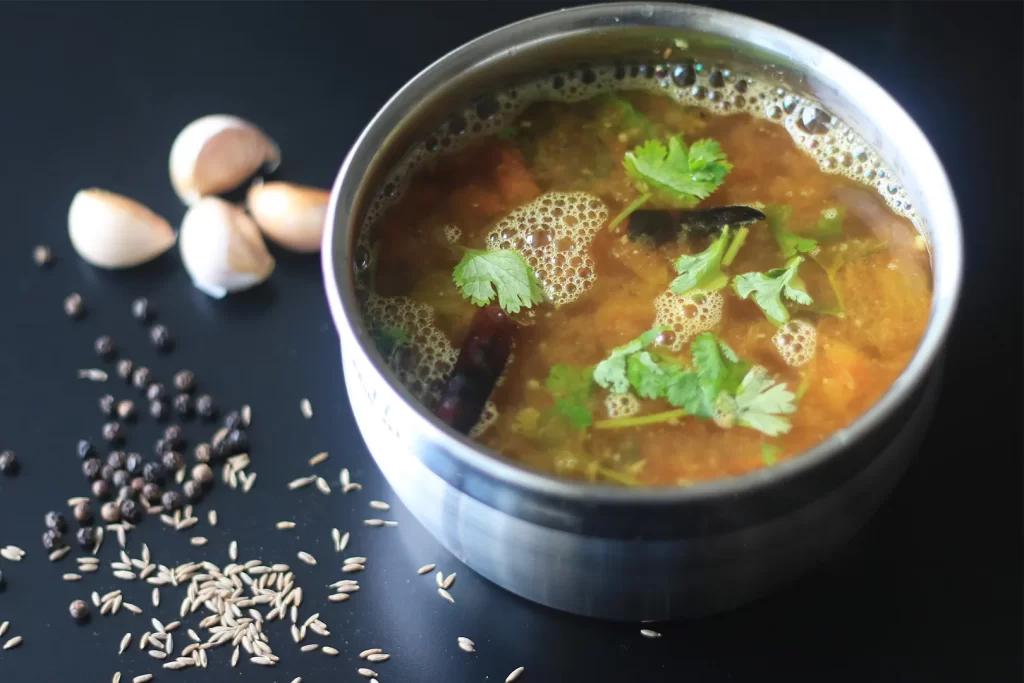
[554,399,593,429]
[593,328,664,394]
[664,369,703,414]
[670,226,731,295]
[452,248,545,314]
[627,352,668,399]
[623,136,732,207]
[814,205,846,241]
[766,205,818,258]
[684,333,750,418]
[734,367,797,436]
[371,326,410,358]
[761,442,783,466]
[733,256,813,326]
[545,364,594,430]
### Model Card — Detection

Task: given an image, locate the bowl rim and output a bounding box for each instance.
[322,1,963,508]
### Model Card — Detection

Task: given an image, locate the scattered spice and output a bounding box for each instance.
[146,383,166,401]
[76,526,96,550]
[300,398,313,418]
[101,501,121,523]
[131,297,151,322]
[73,501,93,523]
[33,244,53,267]
[195,394,215,419]
[117,400,136,420]
[70,599,90,621]
[99,394,116,416]
[0,450,20,476]
[95,335,116,359]
[149,324,172,351]
[64,292,85,318]
[116,358,134,380]
[172,393,192,417]
[132,366,153,390]
[102,421,124,443]
[149,399,168,420]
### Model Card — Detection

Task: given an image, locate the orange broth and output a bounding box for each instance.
[366,91,932,486]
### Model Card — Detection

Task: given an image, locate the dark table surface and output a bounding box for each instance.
[0,2,1020,682]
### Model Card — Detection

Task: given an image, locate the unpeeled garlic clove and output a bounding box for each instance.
[246,181,330,253]
[179,197,275,298]
[68,188,176,268]
[169,114,280,206]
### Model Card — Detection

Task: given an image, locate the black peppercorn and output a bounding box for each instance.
[64,292,85,318]
[195,394,216,420]
[161,490,182,511]
[100,501,120,523]
[130,476,146,494]
[164,424,183,445]
[116,400,136,421]
[161,450,184,472]
[172,393,192,417]
[173,370,196,393]
[142,461,165,484]
[142,482,161,504]
[92,479,112,500]
[112,469,130,488]
[120,499,140,523]
[223,411,242,431]
[226,428,248,454]
[150,324,171,351]
[212,437,231,460]
[99,394,116,416]
[106,450,126,469]
[101,421,123,443]
[100,464,115,482]
[132,366,152,390]
[73,501,93,524]
[125,452,143,475]
[191,463,214,487]
[131,297,151,322]
[117,485,134,502]
[193,443,212,463]
[42,529,64,551]
[146,383,165,401]
[0,450,20,475]
[116,358,134,380]
[75,526,95,550]
[149,399,168,421]
[94,335,115,359]
[44,511,68,533]
[182,479,203,503]
[82,457,101,480]
[69,599,90,621]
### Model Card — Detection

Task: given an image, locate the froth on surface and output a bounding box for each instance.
[486,192,608,307]
[364,294,458,408]
[772,319,817,367]
[470,401,499,438]
[653,289,724,351]
[605,392,641,419]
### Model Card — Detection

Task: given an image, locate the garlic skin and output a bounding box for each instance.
[68,188,176,268]
[179,197,275,298]
[169,115,280,206]
[246,181,330,253]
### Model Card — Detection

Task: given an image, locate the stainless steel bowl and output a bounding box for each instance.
[322,3,962,619]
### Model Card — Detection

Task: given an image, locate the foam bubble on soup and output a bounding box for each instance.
[486,191,608,306]
[653,290,724,351]
[443,224,462,244]
[470,401,499,438]
[772,320,817,367]
[605,392,641,419]
[364,294,458,407]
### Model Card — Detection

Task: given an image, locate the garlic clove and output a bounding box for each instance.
[246,181,330,253]
[169,115,280,206]
[68,188,176,269]
[179,197,275,298]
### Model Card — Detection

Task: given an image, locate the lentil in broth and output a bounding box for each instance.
[367,90,932,486]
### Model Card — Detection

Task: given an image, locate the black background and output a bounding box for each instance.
[0,2,1020,682]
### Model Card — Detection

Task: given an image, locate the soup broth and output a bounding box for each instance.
[361,79,932,487]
